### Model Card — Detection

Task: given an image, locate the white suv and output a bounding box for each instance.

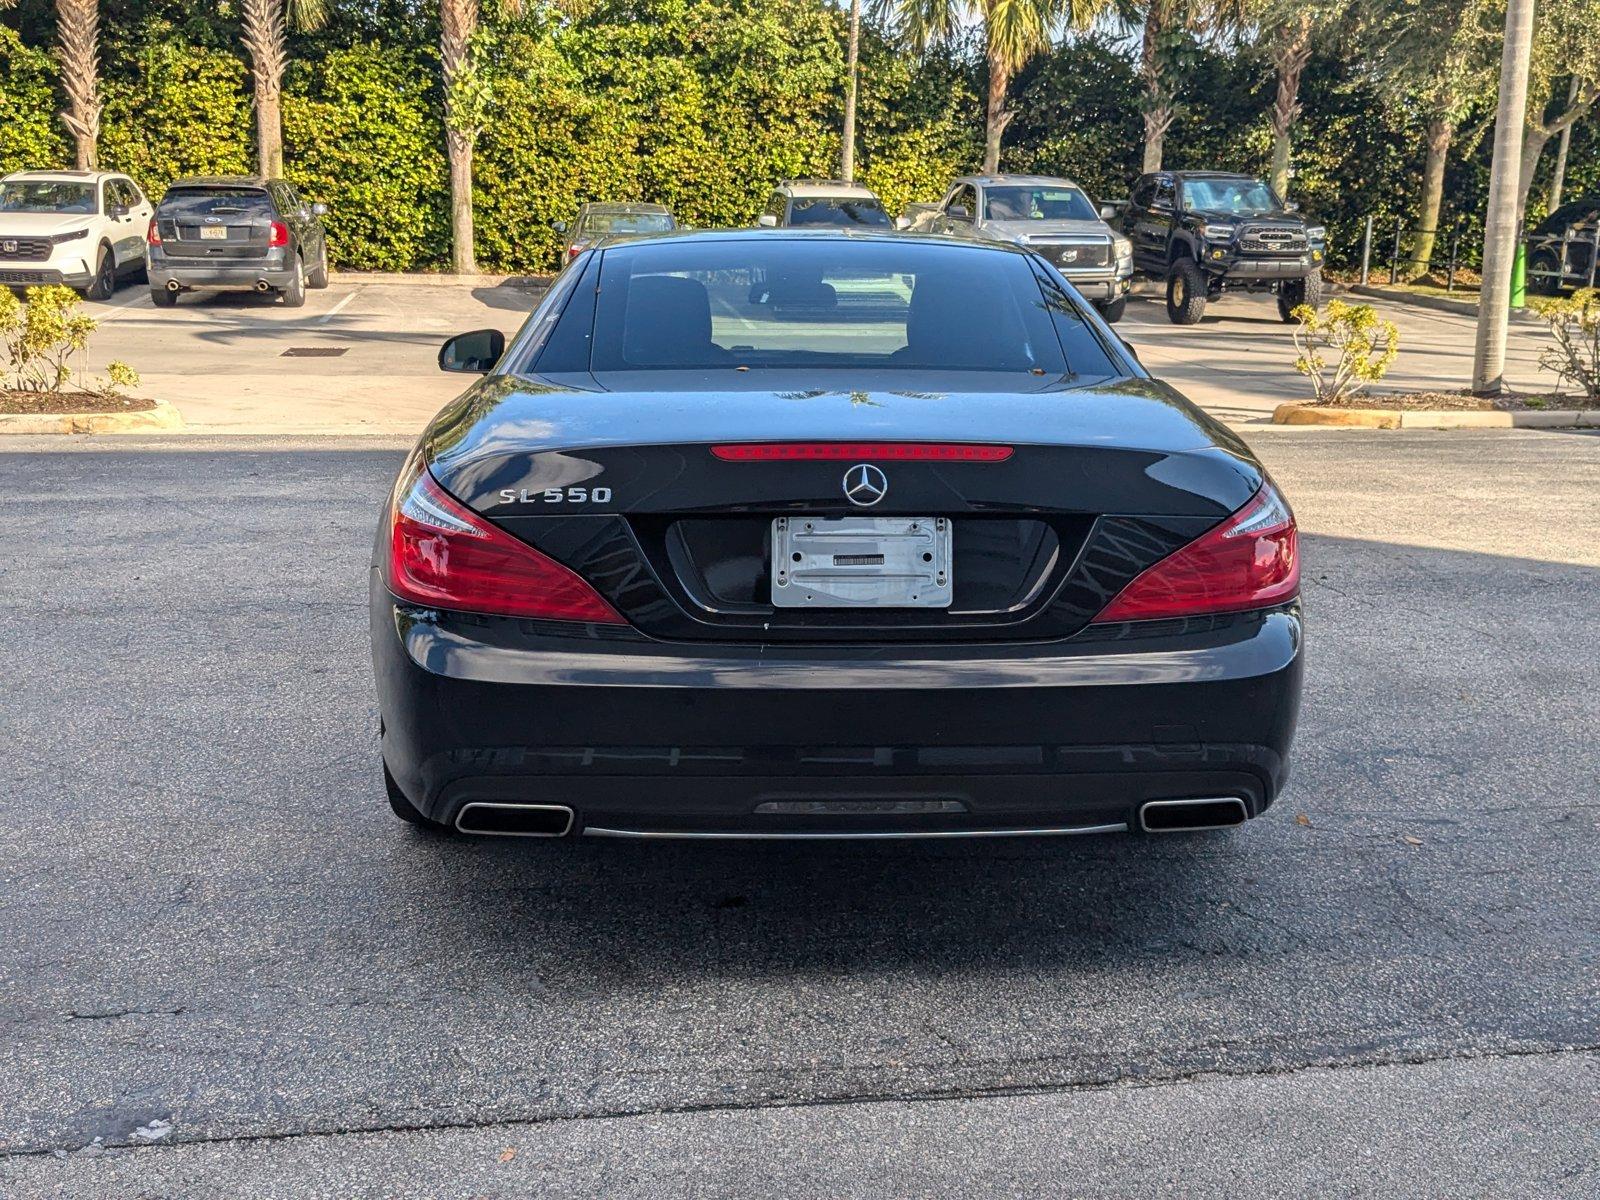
[757,179,894,229]
[0,169,153,300]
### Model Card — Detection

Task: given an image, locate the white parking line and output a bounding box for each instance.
[317,287,363,326]
[92,290,152,321]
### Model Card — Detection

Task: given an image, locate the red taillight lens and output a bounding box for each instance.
[1092,483,1299,623]
[712,443,1013,462]
[384,459,625,624]
[268,220,290,248]
[568,246,582,258]
[146,218,161,246]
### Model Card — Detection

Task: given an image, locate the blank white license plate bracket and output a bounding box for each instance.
[771,516,952,608]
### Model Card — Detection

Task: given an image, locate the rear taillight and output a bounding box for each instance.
[146,219,161,246]
[712,443,1013,462]
[384,458,625,624]
[1092,483,1299,623]
[268,220,290,248]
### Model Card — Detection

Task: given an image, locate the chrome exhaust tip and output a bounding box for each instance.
[454,802,575,838]
[164,279,180,292]
[1138,797,1250,833]
[255,279,273,292]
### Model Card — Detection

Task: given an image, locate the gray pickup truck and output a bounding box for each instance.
[902,174,1134,321]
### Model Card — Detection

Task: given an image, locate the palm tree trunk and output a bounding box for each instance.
[54,0,102,171]
[242,0,288,178]
[1139,3,1172,173]
[981,43,1013,174]
[440,0,480,274]
[1406,118,1453,275]
[1267,14,1312,199]
[841,0,860,181]
[1546,77,1580,211]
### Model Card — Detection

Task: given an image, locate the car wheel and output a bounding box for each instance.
[280,254,306,308]
[384,763,445,830]
[84,246,116,301]
[1165,258,1207,325]
[1095,295,1127,323]
[307,249,329,290]
[150,286,178,308]
[1529,251,1563,296]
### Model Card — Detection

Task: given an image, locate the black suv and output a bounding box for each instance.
[1120,171,1325,324]
[147,176,329,308]
[1527,194,1599,295]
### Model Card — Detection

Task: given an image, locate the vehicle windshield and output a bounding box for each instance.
[579,211,675,236]
[0,182,97,214]
[562,238,1118,377]
[984,186,1097,222]
[786,198,892,227]
[158,188,273,217]
[1180,179,1279,215]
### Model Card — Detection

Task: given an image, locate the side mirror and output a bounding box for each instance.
[311,202,328,217]
[1099,204,1117,221]
[1285,201,1299,213]
[553,220,568,234]
[756,213,778,228]
[107,203,129,219]
[947,205,971,222]
[439,328,506,374]
[893,215,910,231]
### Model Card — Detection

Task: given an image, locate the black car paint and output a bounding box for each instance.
[372,231,1302,839]
[147,176,328,295]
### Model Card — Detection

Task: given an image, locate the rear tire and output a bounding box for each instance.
[280,253,306,308]
[150,286,178,308]
[1166,258,1207,325]
[1095,295,1127,323]
[307,249,329,290]
[385,762,445,830]
[84,246,116,301]
[1529,251,1563,296]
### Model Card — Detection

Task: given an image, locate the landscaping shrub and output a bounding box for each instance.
[1532,288,1600,403]
[1290,299,1401,405]
[0,285,137,397]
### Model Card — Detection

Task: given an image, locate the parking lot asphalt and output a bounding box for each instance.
[1,428,1597,1196]
[69,277,1562,435]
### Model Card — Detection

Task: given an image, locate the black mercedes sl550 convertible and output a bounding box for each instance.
[370,229,1302,841]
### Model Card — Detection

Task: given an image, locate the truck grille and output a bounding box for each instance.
[1030,239,1111,270]
[1240,228,1307,255]
[0,238,52,261]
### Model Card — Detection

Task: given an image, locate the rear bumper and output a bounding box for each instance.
[372,586,1304,838]
[149,250,293,290]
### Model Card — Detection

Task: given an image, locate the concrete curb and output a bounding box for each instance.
[0,397,184,435]
[1346,284,1544,325]
[1272,402,1600,429]
[328,271,551,289]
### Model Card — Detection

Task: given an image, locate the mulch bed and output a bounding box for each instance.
[0,390,156,415]
[1315,390,1595,412]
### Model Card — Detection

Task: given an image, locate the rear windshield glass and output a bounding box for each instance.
[0,182,96,214]
[984,186,1097,222]
[787,198,891,227]
[573,239,1112,376]
[578,212,675,236]
[158,188,274,218]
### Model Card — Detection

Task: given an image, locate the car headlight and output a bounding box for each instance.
[1113,236,1132,259]
[1305,225,1326,242]
[52,229,88,244]
[1201,224,1236,242]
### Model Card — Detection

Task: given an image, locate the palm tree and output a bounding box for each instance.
[240,0,327,179]
[55,0,103,170]
[879,0,1077,174]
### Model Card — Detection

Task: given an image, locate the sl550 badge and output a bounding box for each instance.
[498,487,613,504]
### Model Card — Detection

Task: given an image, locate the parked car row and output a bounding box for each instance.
[564,170,1326,326]
[0,168,330,308]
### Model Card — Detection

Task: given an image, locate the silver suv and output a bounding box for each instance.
[905,174,1133,321]
[757,180,893,229]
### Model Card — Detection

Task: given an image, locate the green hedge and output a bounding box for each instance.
[0,1,1529,272]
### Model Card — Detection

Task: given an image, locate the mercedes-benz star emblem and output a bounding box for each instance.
[843,463,888,507]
